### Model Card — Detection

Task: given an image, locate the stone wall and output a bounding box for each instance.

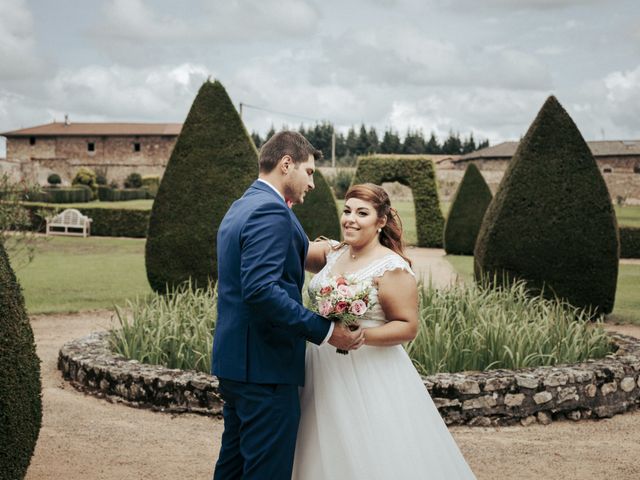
[7,135,176,185]
[59,331,640,426]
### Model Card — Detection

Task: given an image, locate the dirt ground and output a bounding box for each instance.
[24,250,640,479]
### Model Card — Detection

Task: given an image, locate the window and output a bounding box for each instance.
[602,166,612,174]
[134,142,141,152]
[88,142,95,152]
[29,137,36,146]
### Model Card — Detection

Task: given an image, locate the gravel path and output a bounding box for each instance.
[24,249,640,479]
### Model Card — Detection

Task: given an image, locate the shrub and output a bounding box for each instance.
[109,180,119,189]
[124,172,143,189]
[354,156,444,247]
[443,163,492,255]
[330,169,354,199]
[96,174,108,186]
[0,242,42,479]
[474,96,619,314]
[142,176,160,198]
[72,167,98,199]
[292,169,340,241]
[109,281,216,372]
[620,227,640,259]
[47,173,61,186]
[146,80,257,292]
[30,186,92,203]
[406,280,613,375]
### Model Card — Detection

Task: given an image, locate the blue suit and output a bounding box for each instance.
[212,180,330,479]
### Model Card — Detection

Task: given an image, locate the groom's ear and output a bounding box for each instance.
[279,155,293,175]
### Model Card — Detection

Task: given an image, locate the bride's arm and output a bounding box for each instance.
[362,269,419,346]
[305,239,333,274]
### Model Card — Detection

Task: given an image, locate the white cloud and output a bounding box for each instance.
[45,63,210,120]
[0,0,42,80]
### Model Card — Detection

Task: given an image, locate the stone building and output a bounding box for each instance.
[1,120,181,185]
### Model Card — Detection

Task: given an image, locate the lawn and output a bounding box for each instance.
[22,199,154,210]
[444,255,640,325]
[12,236,152,314]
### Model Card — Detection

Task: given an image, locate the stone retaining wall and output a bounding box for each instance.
[59,331,640,426]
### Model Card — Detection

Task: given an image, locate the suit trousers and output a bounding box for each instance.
[213,378,301,480]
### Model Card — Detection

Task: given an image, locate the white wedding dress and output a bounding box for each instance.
[292,244,476,479]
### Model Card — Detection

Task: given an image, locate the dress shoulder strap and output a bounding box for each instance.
[366,253,415,279]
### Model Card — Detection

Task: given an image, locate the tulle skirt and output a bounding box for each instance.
[292,329,476,479]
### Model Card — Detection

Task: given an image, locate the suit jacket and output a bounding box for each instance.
[212,180,330,386]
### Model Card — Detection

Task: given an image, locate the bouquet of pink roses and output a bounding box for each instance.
[314,274,375,354]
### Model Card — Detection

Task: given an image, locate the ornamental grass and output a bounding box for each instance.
[109,280,216,372]
[406,280,613,376]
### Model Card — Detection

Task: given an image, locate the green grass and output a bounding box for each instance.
[22,199,153,210]
[11,236,152,314]
[444,255,640,325]
[615,205,640,227]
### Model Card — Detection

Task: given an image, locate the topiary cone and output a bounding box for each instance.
[474,95,619,314]
[443,163,493,255]
[0,242,42,480]
[146,80,257,292]
[293,169,340,241]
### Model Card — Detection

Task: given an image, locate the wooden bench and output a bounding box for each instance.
[46,209,93,237]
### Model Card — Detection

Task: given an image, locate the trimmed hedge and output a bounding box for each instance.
[474,96,619,314]
[293,169,341,241]
[0,242,42,480]
[28,186,92,203]
[146,80,257,292]
[142,176,160,198]
[620,227,640,259]
[24,204,150,238]
[444,163,492,255]
[97,186,149,202]
[353,156,444,247]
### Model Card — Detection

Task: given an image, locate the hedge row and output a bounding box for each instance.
[97,186,150,202]
[24,204,150,238]
[27,186,92,203]
[620,227,640,259]
[354,156,444,247]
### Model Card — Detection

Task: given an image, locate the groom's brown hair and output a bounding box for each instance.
[258,131,322,173]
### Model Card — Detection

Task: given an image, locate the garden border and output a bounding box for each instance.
[58,331,640,426]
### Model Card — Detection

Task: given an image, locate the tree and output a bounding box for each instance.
[461,133,477,154]
[425,132,441,154]
[442,131,463,155]
[345,126,358,156]
[367,127,379,154]
[380,129,401,154]
[474,96,619,314]
[443,163,492,255]
[0,240,42,480]
[292,170,341,240]
[146,80,257,291]
[251,131,263,149]
[402,129,427,154]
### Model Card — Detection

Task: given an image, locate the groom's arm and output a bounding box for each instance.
[239,201,330,345]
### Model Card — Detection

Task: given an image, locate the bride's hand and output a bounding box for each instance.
[328,323,365,351]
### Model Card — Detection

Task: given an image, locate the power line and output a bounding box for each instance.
[239,102,325,124]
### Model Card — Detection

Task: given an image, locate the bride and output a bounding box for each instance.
[292,183,476,479]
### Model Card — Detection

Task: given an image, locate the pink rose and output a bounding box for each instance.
[335,301,349,314]
[349,300,368,316]
[320,285,333,296]
[337,284,353,297]
[319,299,332,317]
[336,276,348,287]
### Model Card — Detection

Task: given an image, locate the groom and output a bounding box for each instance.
[212,131,364,479]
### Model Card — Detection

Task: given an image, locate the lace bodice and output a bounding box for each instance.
[308,242,415,325]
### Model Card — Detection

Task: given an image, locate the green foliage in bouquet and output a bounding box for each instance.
[474,96,619,314]
[443,163,492,255]
[145,80,257,292]
[0,242,42,480]
[353,156,444,247]
[293,169,340,241]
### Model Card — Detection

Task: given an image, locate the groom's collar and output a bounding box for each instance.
[256,178,285,201]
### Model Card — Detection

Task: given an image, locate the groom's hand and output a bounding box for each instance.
[328,324,365,351]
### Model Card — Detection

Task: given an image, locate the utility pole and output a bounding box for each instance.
[331,131,336,168]
[239,102,243,119]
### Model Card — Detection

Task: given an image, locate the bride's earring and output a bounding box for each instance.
[377,228,381,233]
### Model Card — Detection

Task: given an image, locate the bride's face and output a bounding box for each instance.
[341,197,385,246]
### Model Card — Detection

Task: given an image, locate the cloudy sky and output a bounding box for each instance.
[0,0,638,155]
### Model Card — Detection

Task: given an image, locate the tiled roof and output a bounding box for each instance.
[455,140,640,162]
[1,122,182,137]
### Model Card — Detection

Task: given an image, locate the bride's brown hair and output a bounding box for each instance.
[344,183,412,267]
